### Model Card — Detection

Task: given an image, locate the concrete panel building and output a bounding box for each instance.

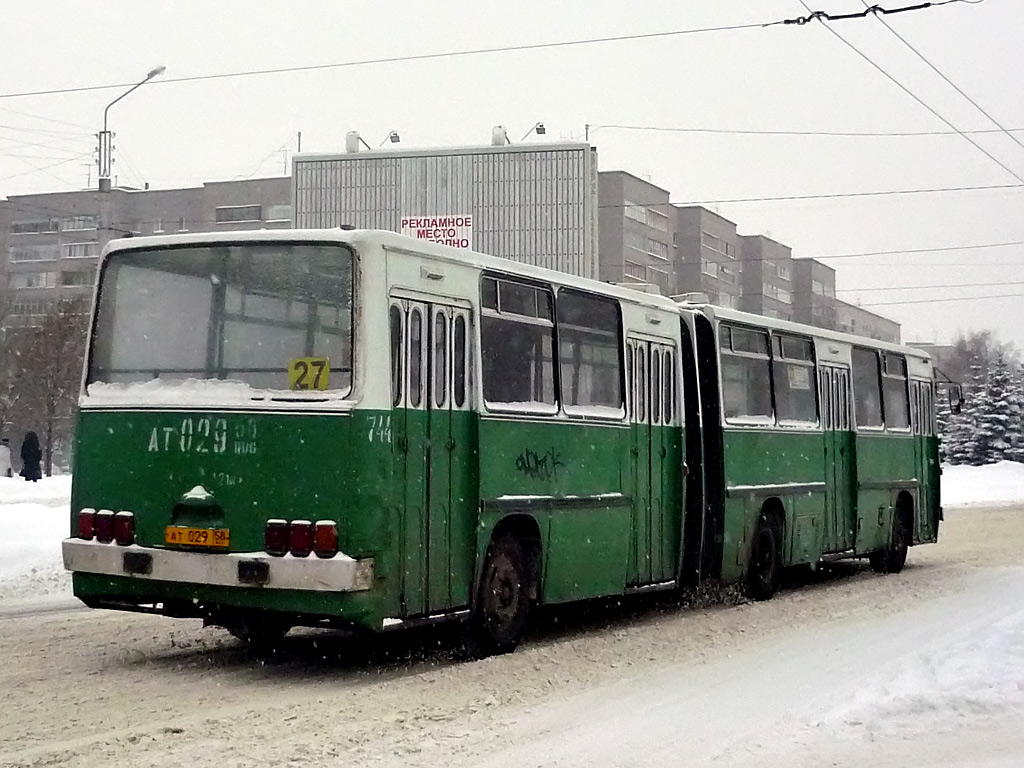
[597,171,673,295]
[672,206,741,307]
[294,141,600,279]
[738,234,795,321]
[0,178,291,328]
[834,300,901,343]
[792,258,837,330]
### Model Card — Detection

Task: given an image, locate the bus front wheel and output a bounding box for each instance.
[746,514,781,601]
[465,533,532,657]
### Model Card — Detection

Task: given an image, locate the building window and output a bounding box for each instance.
[701,231,735,258]
[153,218,164,234]
[623,260,646,281]
[702,260,719,279]
[762,283,792,304]
[646,237,669,260]
[10,299,55,316]
[60,269,96,287]
[10,218,59,234]
[811,279,835,297]
[777,263,791,280]
[61,215,98,231]
[8,271,57,289]
[718,264,737,285]
[177,216,188,232]
[624,229,647,253]
[623,200,669,232]
[10,245,59,262]
[647,265,669,291]
[215,205,262,223]
[265,204,292,222]
[62,242,99,260]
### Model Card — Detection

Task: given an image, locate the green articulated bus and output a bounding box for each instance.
[63,229,942,655]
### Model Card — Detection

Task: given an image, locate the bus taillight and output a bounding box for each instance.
[314,521,338,559]
[95,510,115,543]
[289,520,314,558]
[77,509,96,540]
[114,511,135,546]
[265,519,288,557]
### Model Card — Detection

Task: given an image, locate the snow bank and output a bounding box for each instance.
[0,476,72,601]
[942,461,1024,508]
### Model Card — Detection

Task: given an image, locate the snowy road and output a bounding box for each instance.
[1,503,1022,767]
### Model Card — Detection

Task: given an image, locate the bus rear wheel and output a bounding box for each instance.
[870,509,910,574]
[465,533,532,658]
[746,514,781,601]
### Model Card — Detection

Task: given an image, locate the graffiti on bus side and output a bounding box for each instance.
[367,414,393,444]
[515,448,564,481]
[147,416,258,456]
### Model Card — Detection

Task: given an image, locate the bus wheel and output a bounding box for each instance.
[746,514,781,601]
[224,612,292,652]
[466,534,532,658]
[870,509,910,574]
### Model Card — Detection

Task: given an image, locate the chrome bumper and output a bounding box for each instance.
[62,538,374,592]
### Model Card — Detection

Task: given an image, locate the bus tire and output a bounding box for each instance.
[465,533,532,658]
[870,508,910,574]
[746,513,781,601]
[224,612,292,652]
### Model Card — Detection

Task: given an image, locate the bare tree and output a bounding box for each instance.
[11,300,88,475]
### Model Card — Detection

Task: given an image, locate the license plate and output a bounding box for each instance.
[165,526,230,548]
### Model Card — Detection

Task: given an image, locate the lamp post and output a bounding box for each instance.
[98,65,166,192]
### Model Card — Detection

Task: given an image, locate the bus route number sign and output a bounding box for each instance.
[289,357,330,391]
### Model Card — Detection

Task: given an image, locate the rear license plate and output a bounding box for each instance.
[165,526,230,548]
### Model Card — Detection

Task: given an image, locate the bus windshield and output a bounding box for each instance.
[89,242,353,394]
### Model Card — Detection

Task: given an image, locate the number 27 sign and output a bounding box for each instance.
[288,357,331,391]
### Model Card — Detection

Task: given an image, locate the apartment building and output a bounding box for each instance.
[672,206,742,307]
[0,177,291,328]
[597,171,673,295]
[792,259,838,330]
[738,234,795,321]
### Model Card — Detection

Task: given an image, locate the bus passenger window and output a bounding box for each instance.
[409,308,423,408]
[556,289,623,415]
[453,315,466,408]
[772,334,817,423]
[852,347,883,428]
[390,305,403,407]
[720,325,772,421]
[883,354,909,429]
[481,276,556,410]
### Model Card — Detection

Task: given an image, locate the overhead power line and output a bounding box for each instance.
[861,290,1023,308]
[840,278,1024,293]
[798,0,1024,186]
[771,0,983,27]
[860,0,1024,157]
[0,1,981,101]
[588,123,1023,138]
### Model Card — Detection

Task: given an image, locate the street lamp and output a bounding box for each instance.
[520,122,546,142]
[98,65,166,192]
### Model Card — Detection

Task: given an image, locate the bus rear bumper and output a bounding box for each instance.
[62,539,374,592]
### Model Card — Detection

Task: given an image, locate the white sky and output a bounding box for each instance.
[1,0,1022,347]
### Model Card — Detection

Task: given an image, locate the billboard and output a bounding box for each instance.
[293,142,599,279]
[400,215,473,249]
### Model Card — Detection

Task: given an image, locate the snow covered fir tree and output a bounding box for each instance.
[939,333,1024,466]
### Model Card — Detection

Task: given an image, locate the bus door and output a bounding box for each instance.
[390,298,473,616]
[820,365,855,552]
[627,337,676,586]
[910,379,937,541]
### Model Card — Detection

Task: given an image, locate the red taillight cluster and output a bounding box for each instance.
[78,508,134,546]
[265,519,338,559]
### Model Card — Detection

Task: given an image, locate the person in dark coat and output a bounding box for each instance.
[19,431,42,482]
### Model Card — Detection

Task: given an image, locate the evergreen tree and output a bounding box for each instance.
[946,358,983,465]
[1005,363,1024,463]
[971,355,1015,464]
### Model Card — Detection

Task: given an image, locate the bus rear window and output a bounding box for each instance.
[90,243,353,393]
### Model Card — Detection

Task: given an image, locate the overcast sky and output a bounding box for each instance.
[2,0,1022,349]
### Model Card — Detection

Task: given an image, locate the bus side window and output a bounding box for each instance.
[453,315,466,408]
[851,347,883,428]
[409,307,423,408]
[390,304,403,407]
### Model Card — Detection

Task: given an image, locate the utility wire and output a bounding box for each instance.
[0,2,979,101]
[588,123,1023,138]
[861,290,1023,307]
[839,279,1024,293]
[771,0,982,26]
[798,0,1024,185]
[860,0,1024,156]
